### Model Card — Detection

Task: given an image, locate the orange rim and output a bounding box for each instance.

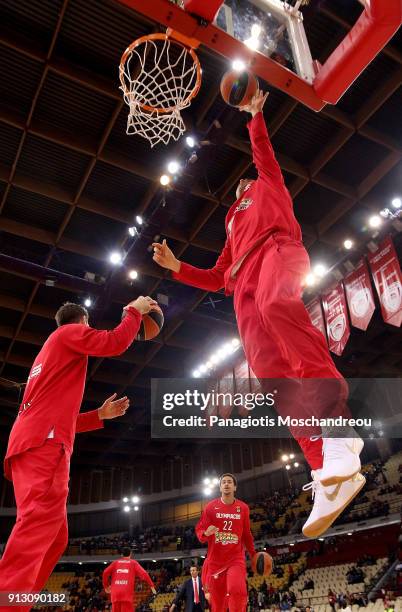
[119,33,202,114]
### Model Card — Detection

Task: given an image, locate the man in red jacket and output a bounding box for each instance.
[103,547,156,611]
[196,473,255,612]
[0,296,157,604]
[152,91,365,538]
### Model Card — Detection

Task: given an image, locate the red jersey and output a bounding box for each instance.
[172,111,302,294]
[196,497,255,572]
[4,308,142,480]
[102,558,155,602]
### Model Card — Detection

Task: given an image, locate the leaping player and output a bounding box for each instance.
[152,90,365,538]
[196,473,256,611]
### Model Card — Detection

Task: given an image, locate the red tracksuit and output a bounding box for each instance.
[172,112,349,469]
[0,308,142,608]
[102,558,155,611]
[196,497,255,612]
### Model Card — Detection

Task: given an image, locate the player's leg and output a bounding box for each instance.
[254,238,364,535]
[120,602,133,612]
[234,247,323,471]
[0,441,70,598]
[208,572,229,612]
[225,564,248,612]
[32,516,69,592]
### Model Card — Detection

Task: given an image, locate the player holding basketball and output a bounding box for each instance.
[152,90,365,538]
[103,547,156,611]
[0,296,157,608]
[196,473,255,612]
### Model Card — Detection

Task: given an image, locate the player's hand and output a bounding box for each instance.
[241,89,269,117]
[98,393,129,420]
[152,239,181,273]
[127,296,158,315]
[105,586,111,594]
[204,525,219,537]
[169,605,176,612]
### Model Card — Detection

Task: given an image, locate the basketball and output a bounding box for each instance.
[136,306,164,341]
[220,69,259,107]
[252,552,273,576]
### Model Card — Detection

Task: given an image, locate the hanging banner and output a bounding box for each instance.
[306,297,327,339]
[344,259,375,330]
[368,236,402,328]
[322,283,350,356]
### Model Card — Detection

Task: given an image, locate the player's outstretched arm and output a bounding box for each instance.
[60,296,157,357]
[75,394,129,433]
[242,90,284,185]
[153,239,231,292]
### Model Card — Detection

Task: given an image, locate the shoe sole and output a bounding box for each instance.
[302,475,366,539]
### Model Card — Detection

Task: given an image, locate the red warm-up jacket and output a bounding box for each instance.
[103,558,155,602]
[196,498,255,572]
[4,307,142,480]
[172,111,302,294]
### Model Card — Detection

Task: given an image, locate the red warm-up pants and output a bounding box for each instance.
[208,564,248,612]
[112,602,134,612]
[233,235,349,470]
[0,440,70,612]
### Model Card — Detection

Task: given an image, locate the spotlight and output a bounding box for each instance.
[313,264,327,278]
[152,560,157,563]
[206,361,213,369]
[369,215,382,228]
[133,505,139,511]
[305,273,316,287]
[174,558,179,562]
[232,59,246,72]
[123,497,129,503]
[391,197,401,209]
[344,239,353,250]
[213,478,219,485]
[104,561,107,564]
[160,174,171,186]
[186,135,196,148]
[204,487,212,496]
[132,496,139,504]
[78,562,83,565]
[123,505,130,512]
[347,532,353,536]
[289,453,295,460]
[281,454,289,462]
[204,478,211,485]
[210,354,219,364]
[167,161,180,174]
[128,269,138,280]
[199,364,207,374]
[318,538,324,542]
[285,464,291,470]
[294,462,299,467]
[128,226,138,237]
[110,251,123,265]
[84,298,92,308]
[193,370,200,378]
[136,215,143,225]
[289,542,295,546]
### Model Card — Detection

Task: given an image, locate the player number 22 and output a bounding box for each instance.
[223,520,233,531]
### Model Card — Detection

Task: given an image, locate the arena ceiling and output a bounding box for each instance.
[0,0,401,481]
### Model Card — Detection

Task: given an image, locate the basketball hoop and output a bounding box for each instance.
[119,33,202,147]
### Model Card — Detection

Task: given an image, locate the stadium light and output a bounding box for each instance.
[369,215,382,228]
[167,160,180,174]
[305,273,316,287]
[232,59,246,72]
[186,135,196,148]
[160,174,171,186]
[136,215,143,225]
[128,226,138,237]
[134,506,139,511]
[212,478,219,486]
[289,453,295,460]
[84,298,92,308]
[294,462,299,468]
[391,197,401,209]
[132,496,139,504]
[193,370,200,378]
[344,239,353,250]
[285,465,291,471]
[110,251,123,265]
[314,263,327,278]
[204,487,212,496]
[128,269,138,280]
[123,505,130,512]
[204,478,211,485]
[281,454,289,462]
[122,497,129,503]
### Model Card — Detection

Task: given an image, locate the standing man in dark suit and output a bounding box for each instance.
[170,566,206,612]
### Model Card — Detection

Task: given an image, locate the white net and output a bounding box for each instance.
[119,35,201,147]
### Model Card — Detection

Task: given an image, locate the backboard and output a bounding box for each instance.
[116,0,401,112]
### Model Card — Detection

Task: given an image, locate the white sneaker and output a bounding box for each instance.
[302,470,366,539]
[320,437,364,486]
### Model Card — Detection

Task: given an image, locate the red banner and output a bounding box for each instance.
[322,283,350,356]
[306,297,327,339]
[344,259,375,330]
[368,236,402,327]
